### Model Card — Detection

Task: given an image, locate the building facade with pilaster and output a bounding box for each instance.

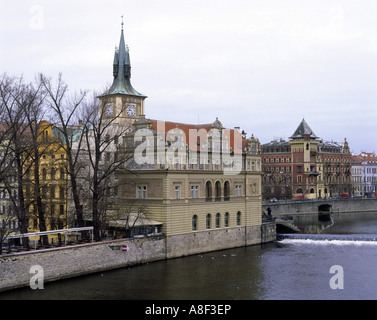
[261,119,352,200]
[96,24,270,256]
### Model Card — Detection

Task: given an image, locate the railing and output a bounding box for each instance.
[2,227,94,254]
[263,196,376,206]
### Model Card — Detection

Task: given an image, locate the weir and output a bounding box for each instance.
[277,233,377,242]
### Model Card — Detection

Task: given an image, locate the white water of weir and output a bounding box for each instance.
[278,233,377,245]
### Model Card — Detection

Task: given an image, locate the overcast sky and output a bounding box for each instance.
[1,0,377,153]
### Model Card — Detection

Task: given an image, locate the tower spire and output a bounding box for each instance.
[103,21,146,97]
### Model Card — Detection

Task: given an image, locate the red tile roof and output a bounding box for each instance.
[149,119,247,153]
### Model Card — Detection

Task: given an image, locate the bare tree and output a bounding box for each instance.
[0,74,52,248]
[0,74,35,250]
[80,93,132,241]
[20,77,50,245]
[38,73,88,231]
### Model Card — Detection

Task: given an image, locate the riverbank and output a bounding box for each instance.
[2,211,377,300]
[0,223,276,292]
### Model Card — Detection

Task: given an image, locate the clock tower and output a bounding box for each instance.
[99,21,147,125]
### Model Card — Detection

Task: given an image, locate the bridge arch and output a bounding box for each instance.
[318,204,332,212]
[318,204,332,221]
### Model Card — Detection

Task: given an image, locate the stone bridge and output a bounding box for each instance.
[263,198,377,216]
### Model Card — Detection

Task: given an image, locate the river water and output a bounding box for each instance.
[2,211,377,300]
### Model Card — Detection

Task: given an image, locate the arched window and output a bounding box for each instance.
[310,188,315,194]
[224,181,230,201]
[237,211,241,226]
[206,181,212,201]
[215,181,221,200]
[224,212,229,227]
[192,215,198,231]
[206,214,211,229]
[60,168,65,180]
[42,168,47,180]
[296,188,303,194]
[51,168,56,180]
[216,213,220,228]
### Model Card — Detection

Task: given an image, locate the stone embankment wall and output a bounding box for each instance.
[166,224,276,258]
[0,223,276,292]
[0,236,166,292]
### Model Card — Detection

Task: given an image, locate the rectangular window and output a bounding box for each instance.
[191,186,199,198]
[137,186,142,199]
[60,187,65,199]
[175,186,180,199]
[137,186,147,199]
[235,185,242,197]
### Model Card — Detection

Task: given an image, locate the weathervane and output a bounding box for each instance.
[121,14,124,31]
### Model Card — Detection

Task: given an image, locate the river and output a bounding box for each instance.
[2,211,377,300]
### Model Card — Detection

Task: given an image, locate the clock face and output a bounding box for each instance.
[127,105,136,116]
[106,103,113,117]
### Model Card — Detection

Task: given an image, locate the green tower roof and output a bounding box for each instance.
[103,25,146,98]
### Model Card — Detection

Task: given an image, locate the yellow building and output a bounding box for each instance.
[117,118,264,257]
[24,120,69,244]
